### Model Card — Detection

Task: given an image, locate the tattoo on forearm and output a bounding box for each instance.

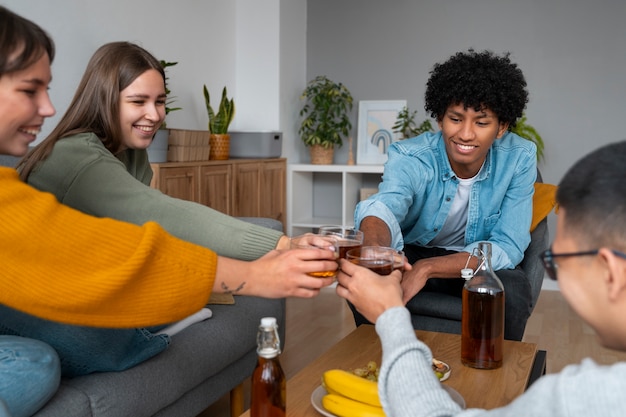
[221,281,246,294]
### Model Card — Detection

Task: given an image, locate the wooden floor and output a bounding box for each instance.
[201,287,626,416]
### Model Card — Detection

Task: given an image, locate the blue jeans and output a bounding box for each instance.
[0,305,169,377]
[0,336,60,417]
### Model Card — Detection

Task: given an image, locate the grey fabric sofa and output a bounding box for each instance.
[34,295,285,417]
[1,155,286,416]
[0,155,18,168]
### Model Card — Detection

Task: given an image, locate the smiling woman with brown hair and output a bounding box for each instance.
[9,39,337,379]
[0,6,335,416]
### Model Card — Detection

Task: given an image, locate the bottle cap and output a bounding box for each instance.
[461,268,474,280]
[260,317,277,328]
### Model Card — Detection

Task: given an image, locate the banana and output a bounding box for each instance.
[322,394,386,417]
[322,369,381,407]
[321,379,341,396]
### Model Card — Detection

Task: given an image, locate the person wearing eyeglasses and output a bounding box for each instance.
[336,140,626,416]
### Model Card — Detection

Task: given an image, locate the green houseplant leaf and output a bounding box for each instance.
[392,106,434,139]
[299,75,353,149]
[159,60,182,129]
[203,85,235,134]
[510,114,545,161]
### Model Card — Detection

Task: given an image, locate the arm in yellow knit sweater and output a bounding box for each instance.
[1,168,216,328]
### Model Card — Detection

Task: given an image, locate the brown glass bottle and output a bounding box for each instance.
[251,317,286,417]
[461,242,505,369]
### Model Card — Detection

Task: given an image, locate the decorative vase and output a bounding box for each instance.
[209,133,230,160]
[147,129,169,162]
[309,144,334,164]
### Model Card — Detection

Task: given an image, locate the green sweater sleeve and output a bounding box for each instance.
[26,133,283,261]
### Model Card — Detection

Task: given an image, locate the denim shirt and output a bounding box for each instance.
[354,131,536,270]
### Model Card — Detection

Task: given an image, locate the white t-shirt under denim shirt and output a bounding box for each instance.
[427,168,481,252]
[354,131,537,270]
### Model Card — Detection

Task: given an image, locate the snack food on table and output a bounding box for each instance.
[322,369,381,407]
[322,369,383,417]
[322,393,385,417]
[349,359,450,382]
[350,360,379,381]
[320,359,451,416]
[432,358,450,381]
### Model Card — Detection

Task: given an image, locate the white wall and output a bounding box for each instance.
[306,0,626,185]
[3,0,292,137]
[235,0,280,130]
[279,0,308,163]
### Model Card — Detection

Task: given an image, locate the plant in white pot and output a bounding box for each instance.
[203,85,235,160]
[148,60,182,162]
[299,75,353,164]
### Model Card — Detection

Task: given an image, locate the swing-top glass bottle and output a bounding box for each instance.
[251,317,286,417]
[461,242,505,369]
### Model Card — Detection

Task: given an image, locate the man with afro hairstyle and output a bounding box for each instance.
[354,49,536,341]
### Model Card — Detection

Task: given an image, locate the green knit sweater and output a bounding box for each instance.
[26,133,283,261]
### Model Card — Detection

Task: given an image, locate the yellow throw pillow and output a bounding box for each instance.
[531,183,558,232]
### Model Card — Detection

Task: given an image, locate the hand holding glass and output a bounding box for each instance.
[346,246,396,275]
[290,234,339,278]
[318,226,364,260]
[394,250,407,272]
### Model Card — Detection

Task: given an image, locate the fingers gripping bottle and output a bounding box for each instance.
[461,242,505,369]
[251,317,286,417]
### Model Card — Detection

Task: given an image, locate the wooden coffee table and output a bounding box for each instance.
[239,325,539,416]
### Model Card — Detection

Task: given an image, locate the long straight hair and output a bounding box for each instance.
[19,41,164,180]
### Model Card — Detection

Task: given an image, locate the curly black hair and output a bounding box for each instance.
[424,49,528,128]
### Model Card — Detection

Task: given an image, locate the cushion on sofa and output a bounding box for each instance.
[531,183,558,232]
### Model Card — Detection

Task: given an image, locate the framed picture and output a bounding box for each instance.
[357,100,406,165]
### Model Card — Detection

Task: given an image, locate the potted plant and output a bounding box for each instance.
[148,60,182,162]
[203,85,235,160]
[392,105,434,139]
[510,114,545,161]
[160,60,183,128]
[299,76,353,164]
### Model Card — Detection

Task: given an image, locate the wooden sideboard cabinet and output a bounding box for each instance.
[150,158,286,229]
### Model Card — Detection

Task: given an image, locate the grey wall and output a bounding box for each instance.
[6,0,625,250]
[2,0,303,144]
[307,0,626,245]
[307,0,626,182]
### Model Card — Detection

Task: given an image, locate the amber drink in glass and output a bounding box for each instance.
[461,242,504,369]
[318,226,364,260]
[346,246,395,275]
[290,233,338,278]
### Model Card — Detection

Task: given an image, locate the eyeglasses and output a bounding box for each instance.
[541,248,626,280]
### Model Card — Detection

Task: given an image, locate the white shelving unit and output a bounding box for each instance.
[287,164,384,236]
